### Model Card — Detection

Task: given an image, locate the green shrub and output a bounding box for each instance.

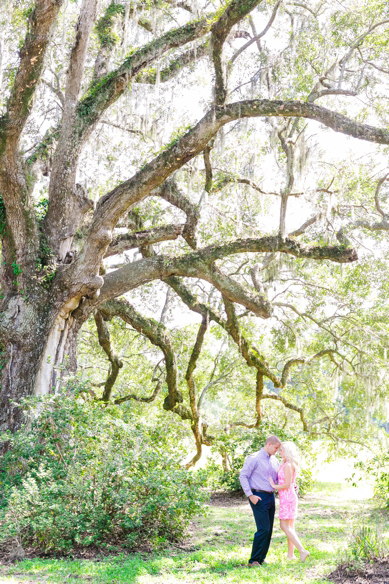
[296,467,315,497]
[0,390,207,553]
[374,470,389,507]
[352,452,389,507]
[347,526,388,563]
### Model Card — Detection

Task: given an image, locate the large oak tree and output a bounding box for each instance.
[0,0,388,438]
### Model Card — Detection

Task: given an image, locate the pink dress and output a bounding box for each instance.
[278,462,298,519]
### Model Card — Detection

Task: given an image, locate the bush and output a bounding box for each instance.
[375,471,389,506]
[296,467,315,497]
[0,390,207,553]
[352,452,389,507]
[347,526,388,563]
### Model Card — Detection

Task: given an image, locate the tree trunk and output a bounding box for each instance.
[0,294,82,434]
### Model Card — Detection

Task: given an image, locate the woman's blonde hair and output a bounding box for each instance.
[281,441,300,475]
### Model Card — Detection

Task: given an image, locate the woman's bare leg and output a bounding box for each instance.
[279,519,309,562]
[280,520,296,558]
[287,520,295,558]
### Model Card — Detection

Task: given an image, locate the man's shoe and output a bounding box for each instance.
[248,561,261,568]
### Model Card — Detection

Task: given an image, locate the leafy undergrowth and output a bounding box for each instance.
[0,481,388,583]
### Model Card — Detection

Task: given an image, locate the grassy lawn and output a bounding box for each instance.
[0,480,387,584]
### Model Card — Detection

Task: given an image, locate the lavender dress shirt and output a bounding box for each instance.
[239,448,279,497]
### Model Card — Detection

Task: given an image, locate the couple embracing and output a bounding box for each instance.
[239,435,310,567]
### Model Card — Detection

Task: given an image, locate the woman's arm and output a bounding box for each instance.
[269,462,293,490]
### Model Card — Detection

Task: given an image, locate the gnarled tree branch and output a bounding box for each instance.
[98,298,190,418]
[114,379,163,405]
[94,310,123,402]
[229,0,281,66]
[95,235,357,319]
[260,393,309,431]
[153,179,199,249]
[185,316,209,468]
[104,224,184,258]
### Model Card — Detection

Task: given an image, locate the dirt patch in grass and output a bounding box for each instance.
[328,558,389,583]
[209,491,246,507]
[0,542,107,565]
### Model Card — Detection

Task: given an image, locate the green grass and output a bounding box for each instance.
[0,480,387,583]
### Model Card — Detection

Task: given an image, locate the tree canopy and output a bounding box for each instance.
[0,0,389,459]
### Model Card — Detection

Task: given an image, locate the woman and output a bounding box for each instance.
[269,441,310,562]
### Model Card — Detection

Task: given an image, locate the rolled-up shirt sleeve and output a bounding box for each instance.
[239,455,255,497]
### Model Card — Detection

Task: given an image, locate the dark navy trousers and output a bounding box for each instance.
[248,490,275,564]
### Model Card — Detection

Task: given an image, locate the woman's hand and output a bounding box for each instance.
[269,476,276,488]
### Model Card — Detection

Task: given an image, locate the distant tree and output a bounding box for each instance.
[1,0,389,441]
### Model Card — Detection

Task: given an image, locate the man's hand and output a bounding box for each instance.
[249,494,261,505]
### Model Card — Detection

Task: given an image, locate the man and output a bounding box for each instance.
[239,435,281,567]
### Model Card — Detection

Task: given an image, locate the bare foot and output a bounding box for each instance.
[286,555,296,560]
[300,550,310,563]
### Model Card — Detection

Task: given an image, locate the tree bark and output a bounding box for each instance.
[0,297,82,433]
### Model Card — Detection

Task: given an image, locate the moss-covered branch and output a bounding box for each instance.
[255,371,264,428]
[184,316,209,469]
[104,224,184,258]
[1,0,64,153]
[222,296,278,381]
[113,379,163,405]
[95,235,357,319]
[210,0,265,105]
[75,16,215,141]
[98,298,191,418]
[93,3,126,82]
[153,179,199,249]
[136,41,210,85]
[94,310,123,402]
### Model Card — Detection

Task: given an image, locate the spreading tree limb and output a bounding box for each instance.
[104,224,184,258]
[98,298,191,418]
[0,0,64,280]
[95,236,357,323]
[113,379,163,405]
[0,0,64,151]
[94,310,123,402]
[260,393,309,431]
[185,316,209,468]
[78,96,388,274]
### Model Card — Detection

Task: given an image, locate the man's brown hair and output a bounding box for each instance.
[265,435,281,445]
